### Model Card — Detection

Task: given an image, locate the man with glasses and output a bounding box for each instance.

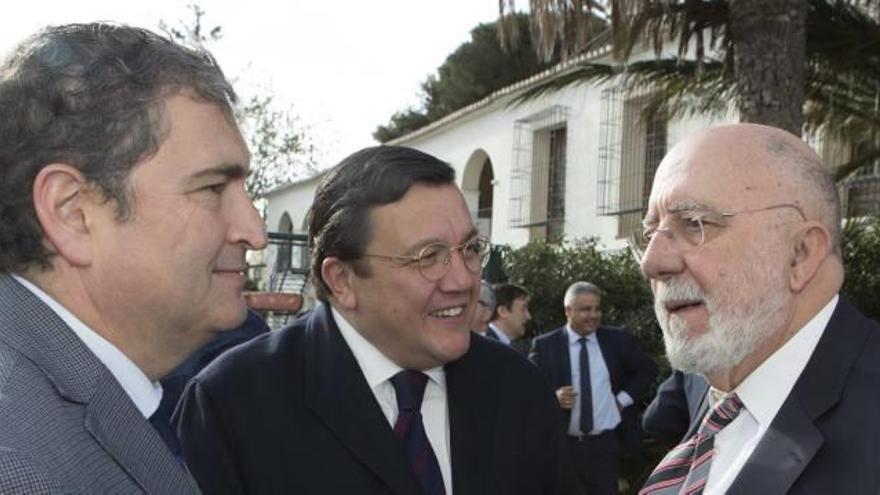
[177,146,580,494]
[639,124,880,494]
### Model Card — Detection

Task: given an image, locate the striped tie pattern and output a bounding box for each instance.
[390,370,446,495]
[640,393,744,495]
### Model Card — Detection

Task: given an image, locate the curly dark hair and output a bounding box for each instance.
[307,146,455,302]
[0,22,237,272]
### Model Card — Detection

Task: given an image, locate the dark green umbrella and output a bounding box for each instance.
[482,245,507,283]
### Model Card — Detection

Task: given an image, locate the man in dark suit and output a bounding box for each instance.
[176,146,579,494]
[156,309,271,424]
[642,371,709,445]
[639,124,880,494]
[530,281,658,495]
[0,23,265,492]
[487,283,532,354]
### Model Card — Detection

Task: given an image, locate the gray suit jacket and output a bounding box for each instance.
[0,274,200,494]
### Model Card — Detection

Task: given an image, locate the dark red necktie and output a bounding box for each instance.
[390,370,446,495]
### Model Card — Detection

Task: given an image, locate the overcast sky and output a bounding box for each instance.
[0,0,501,166]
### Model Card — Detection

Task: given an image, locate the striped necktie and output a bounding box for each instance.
[390,370,446,495]
[640,393,744,495]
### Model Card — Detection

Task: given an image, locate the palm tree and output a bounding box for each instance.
[498,0,880,177]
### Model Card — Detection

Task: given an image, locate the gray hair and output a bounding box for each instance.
[563,281,601,307]
[0,22,236,272]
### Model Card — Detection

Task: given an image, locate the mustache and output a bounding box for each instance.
[654,279,706,308]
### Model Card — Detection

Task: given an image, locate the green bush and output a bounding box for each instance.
[842,216,880,320]
[499,238,664,363]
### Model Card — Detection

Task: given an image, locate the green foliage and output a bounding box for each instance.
[374,13,557,142]
[161,3,318,201]
[237,94,317,199]
[841,216,880,320]
[373,109,432,144]
[500,238,664,361]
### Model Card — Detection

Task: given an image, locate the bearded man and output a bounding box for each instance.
[638,124,880,494]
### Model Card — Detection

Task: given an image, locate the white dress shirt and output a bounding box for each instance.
[487,322,512,345]
[565,327,633,436]
[703,295,837,495]
[333,307,453,493]
[12,274,162,418]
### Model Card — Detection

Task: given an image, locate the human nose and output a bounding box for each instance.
[228,189,268,250]
[438,245,476,291]
[640,228,685,281]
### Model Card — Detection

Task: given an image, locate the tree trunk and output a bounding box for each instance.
[730,0,807,135]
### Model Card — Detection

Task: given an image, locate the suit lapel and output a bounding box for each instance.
[726,401,822,494]
[550,328,572,387]
[446,336,495,495]
[728,298,869,494]
[0,275,198,493]
[303,305,421,495]
[85,383,198,493]
[595,327,620,388]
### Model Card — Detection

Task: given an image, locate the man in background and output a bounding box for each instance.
[639,124,880,494]
[488,283,532,352]
[0,22,265,492]
[642,370,709,446]
[531,281,657,495]
[472,280,497,338]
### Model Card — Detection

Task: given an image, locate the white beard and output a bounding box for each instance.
[654,259,789,376]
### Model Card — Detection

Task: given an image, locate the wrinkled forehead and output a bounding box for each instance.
[647,130,785,217]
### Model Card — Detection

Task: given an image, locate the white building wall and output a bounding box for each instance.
[264,174,324,235]
[263,46,738,253]
[395,77,733,250]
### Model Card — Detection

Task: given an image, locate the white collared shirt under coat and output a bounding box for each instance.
[333,307,453,493]
[565,326,634,436]
[700,295,836,494]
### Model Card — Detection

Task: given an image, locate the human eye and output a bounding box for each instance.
[675,211,710,244]
[200,182,227,195]
[417,244,445,267]
[463,238,486,256]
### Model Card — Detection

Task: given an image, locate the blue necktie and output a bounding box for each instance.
[578,337,593,434]
[390,370,446,495]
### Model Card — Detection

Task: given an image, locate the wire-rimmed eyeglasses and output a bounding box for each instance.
[363,236,490,281]
[641,203,807,250]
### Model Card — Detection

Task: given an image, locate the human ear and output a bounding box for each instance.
[789,222,832,292]
[321,257,357,309]
[31,164,95,267]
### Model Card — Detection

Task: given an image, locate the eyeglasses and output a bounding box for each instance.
[363,236,490,281]
[641,203,807,249]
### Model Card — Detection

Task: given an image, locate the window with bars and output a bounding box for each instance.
[596,87,667,241]
[509,106,570,241]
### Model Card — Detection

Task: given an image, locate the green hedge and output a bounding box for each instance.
[499,238,664,365]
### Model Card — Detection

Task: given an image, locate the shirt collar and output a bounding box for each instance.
[332,306,445,389]
[714,295,838,427]
[488,323,511,345]
[565,325,596,345]
[12,274,162,418]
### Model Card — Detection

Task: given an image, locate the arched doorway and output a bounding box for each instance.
[462,149,494,238]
